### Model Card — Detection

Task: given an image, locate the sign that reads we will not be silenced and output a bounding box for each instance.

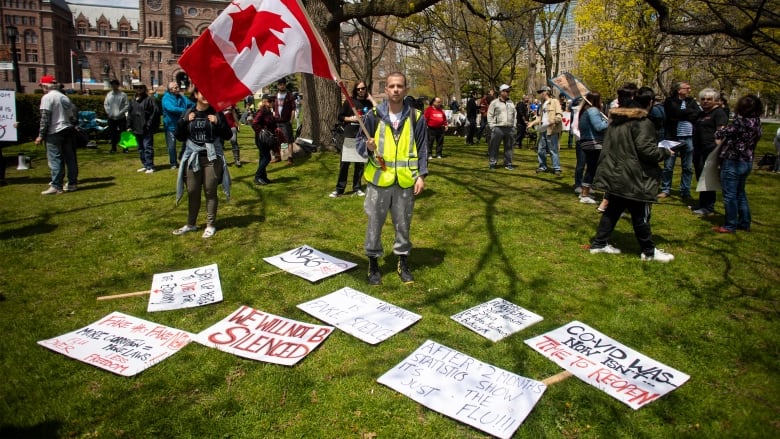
[38,312,193,376]
[525,321,690,410]
[378,340,546,439]
[194,306,334,366]
[298,287,421,344]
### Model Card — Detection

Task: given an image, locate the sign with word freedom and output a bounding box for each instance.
[38,312,193,376]
[264,245,357,282]
[148,264,223,312]
[451,298,543,342]
[525,321,690,409]
[0,90,18,141]
[194,306,333,366]
[298,287,421,344]
[378,340,546,439]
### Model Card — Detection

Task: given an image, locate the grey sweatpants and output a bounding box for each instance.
[364,183,415,258]
[186,155,224,227]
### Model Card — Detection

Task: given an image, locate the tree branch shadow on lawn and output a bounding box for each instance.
[0,420,64,439]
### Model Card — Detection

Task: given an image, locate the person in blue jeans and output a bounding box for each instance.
[528,86,563,176]
[712,95,762,233]
[162,82,193,169]
[128,84,159,173]
[659,82,701,199]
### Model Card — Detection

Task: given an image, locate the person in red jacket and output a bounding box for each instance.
[423,97,447,159]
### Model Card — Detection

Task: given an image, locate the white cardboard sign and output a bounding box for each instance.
[297,287,421,344]
[264,245,357,282]
[525,321,690,409]
[148,264,223,312]
[378,340,546,439]
[451,298,543,342]
[194,306,334,366]
[0,90,18,142]
[38,312,193,376]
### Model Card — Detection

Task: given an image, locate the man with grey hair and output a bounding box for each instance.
[103,79,129,153]
[35,75,79,194]
[691,87,728,216]
[487,84,517,170]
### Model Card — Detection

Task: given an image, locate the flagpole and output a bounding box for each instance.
[294,0,386,170]
[70,51,75,90]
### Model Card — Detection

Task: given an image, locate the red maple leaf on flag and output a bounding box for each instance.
[228,4,290,56]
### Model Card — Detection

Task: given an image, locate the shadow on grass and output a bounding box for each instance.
[0,420,63,439]
[0,215,57,240]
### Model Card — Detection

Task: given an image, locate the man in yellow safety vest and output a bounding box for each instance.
[356,72,429,285]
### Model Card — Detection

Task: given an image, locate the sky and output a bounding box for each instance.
[67,0,138,7]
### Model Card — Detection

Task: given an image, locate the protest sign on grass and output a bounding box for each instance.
[525,321,690,409]
[38,312,193,376]
[148,263,223,312]
[378,340,546,439]
[194,305,333,366]
[451,298,543,342]
[298,287,421,344]
[264,245,357,282]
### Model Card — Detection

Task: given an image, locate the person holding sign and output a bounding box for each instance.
[589,86,674,262]
[173,87,232,239]
[356,72,428,285]
[330,81,373,197]
[690,88,728,217]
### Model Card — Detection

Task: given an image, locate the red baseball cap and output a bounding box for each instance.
[39,75,57,85]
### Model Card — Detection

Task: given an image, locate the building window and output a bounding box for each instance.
[119,26,128,37]
[24,30,36,44]
[174,26,193,54]
[83,41,90,51]
[174,7,183,16]
[117,42,123,52]
[95,41,101,51]
[24,48,37,62]
[27,67,35,83]
[99,25,108,36]
[188,8,197,16]
[77,23,87,35]
[106,42,111,52]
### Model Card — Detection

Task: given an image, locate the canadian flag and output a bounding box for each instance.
[178,0,338,110]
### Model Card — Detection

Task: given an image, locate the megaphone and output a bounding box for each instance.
[17,154,30,170]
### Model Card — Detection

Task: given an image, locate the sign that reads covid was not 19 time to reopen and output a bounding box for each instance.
[525,321,690,409]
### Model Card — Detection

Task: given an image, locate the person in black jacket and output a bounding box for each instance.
[128,84,160,173]
[589,86,675,262]
[329,81,374,197]
[658,81,701,199]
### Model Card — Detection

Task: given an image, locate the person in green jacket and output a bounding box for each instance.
[589,85,675,262]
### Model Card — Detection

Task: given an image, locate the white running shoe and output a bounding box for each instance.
[590,244,621,254]
[641,248,675,262]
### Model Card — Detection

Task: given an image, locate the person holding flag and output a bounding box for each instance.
[356,72,428,286]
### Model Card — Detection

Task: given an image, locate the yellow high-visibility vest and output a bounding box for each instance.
[364,109,420,188]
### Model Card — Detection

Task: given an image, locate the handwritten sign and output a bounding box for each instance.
[38,312,192,376]
[297,287,421,344]
[194,306,333,366]
[525,321,690,409]
[264,245,357,282]
[148,264,223,312]
[378,340,545,439]
[0,90,18,142]
[341,137,367,163]
[451,298,543,342]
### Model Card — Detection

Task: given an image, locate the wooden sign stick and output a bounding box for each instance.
[96,290,150,301]
[542,371,573,386]
[257,269,284,278]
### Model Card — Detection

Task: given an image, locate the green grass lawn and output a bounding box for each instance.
[0,125,778,438]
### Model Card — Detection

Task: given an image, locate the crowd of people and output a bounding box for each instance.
[27,71,770,278]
